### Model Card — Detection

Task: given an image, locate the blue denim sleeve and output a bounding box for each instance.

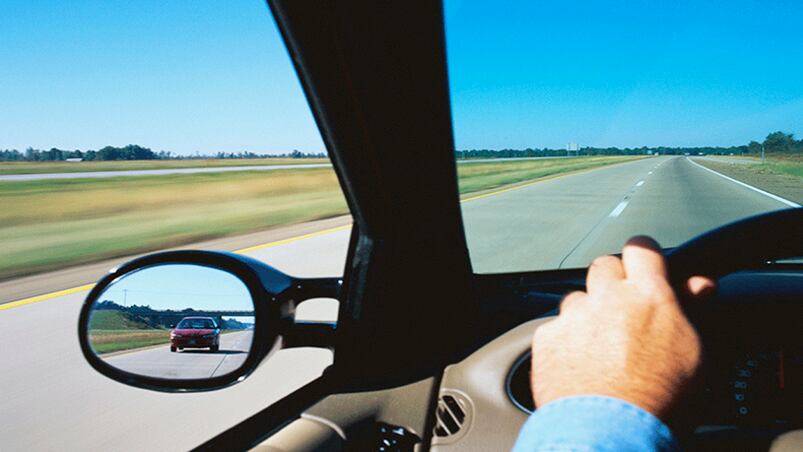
[512,396,679,452]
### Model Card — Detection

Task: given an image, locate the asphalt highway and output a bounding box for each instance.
[1,156,796,451]
[104,331,254,379]
[463,156,794,273]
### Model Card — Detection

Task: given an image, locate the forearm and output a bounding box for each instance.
[513,396,679,452]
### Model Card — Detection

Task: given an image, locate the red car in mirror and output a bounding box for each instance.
[170,316,220,352]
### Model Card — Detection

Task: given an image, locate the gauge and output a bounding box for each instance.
[730,347,802,426]
[507,352,534,413]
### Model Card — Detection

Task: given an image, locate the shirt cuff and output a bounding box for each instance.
[512,395,679,452]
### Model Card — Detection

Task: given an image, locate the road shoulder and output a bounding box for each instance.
[690,157,802,205]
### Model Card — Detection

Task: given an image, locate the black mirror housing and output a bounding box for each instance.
[78,250,337,392]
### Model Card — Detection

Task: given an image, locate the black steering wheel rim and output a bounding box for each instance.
[666,208,803,289]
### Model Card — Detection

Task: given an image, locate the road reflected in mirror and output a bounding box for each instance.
[87,264,255,379]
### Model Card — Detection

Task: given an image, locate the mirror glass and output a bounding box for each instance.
[87,264,255,380]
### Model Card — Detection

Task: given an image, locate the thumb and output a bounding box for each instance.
[684,276,716,300]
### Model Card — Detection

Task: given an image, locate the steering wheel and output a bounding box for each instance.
[667,208,803,289]
[432,208,803,452]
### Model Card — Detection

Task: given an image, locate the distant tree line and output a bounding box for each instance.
[95,300,252,330]
[0,145,160,162]
[3,132,799,162]
[0,145,326,162]
[212,150,326,159]
[454,131,803,159]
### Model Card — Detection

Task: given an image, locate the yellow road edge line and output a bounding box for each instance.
[233,224,352,254]
[0,283,96,311]
[461,178,550,203]
[1,224,354,312]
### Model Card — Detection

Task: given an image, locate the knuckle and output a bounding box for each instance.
[559,291,586,313]
[641,280,675,303]
[591,255,619,268]
[533,322,555,342]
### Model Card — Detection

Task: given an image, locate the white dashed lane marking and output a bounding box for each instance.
[609,200,629,217]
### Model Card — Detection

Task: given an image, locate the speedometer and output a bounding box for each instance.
[730,348,802,426]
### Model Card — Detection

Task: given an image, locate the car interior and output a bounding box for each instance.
[76,1,802,451]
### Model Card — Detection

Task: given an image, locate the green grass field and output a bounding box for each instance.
[90,330,171,354]
[88,310,170,354]
[0,158,329,175]
[750,154,803,179]
[89,309,151,329]
[456,156,642,194]
[0,156,641,281]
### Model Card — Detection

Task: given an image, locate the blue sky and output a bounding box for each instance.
[101,264,253,314]
[445,0,803,149]
[0,1,322,155]
[1,1,801,154]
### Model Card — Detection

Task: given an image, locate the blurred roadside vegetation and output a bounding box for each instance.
[0,156,645,281]
[456,156,642,194]
[0,168,347,281]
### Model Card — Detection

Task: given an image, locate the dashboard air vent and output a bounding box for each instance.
[434,394,467,437]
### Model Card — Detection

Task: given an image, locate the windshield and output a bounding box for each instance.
[445,0,802,273]
[177,318,215,330]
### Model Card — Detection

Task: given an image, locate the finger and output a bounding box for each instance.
[684,276,716,300]
[586,255,625,292]
[622,235,667,283]
[559,291,586,314]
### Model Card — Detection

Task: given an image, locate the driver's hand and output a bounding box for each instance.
[530,236,715,421]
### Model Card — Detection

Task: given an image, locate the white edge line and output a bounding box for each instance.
[686,158,800,208]
[636,180,644,187]
[609,200,629,217]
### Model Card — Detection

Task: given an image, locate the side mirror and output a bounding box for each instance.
[78,250,340,392]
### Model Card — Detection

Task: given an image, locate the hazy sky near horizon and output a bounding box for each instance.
[1,0,801,154]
